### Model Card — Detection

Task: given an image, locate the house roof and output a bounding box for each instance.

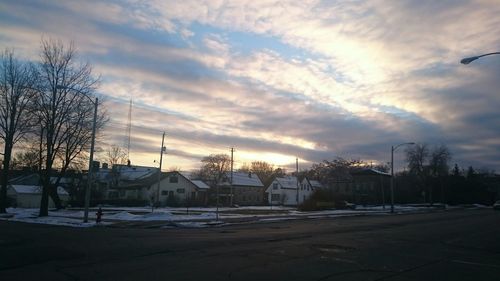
[192,180,210,189]
[351,168,391,177]
[113,165,158,181]
[9,173,79,185]
[9,185,69,196]
[221,172,264,187]
[161,171,211,190]
[276,176,299,190]
[308,179,323,188]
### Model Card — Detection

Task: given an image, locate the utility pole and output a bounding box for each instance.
[230,147,234,207]
[380,174,385,210]
[391,142,415,213]
[296,157,299,205]
[154,132,166,211]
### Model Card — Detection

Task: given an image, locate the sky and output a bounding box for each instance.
[1,0,499,172]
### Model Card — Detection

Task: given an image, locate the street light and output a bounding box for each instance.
[56,85,98,223]
[460,52,500,64]
[390,142,415,213]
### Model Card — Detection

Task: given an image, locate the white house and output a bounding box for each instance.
[301,178,323,191]
[151,171,210,206]
[266,176,315,206]
[7,185,70,208]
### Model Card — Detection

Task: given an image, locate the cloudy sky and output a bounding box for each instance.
[1,0,499,172]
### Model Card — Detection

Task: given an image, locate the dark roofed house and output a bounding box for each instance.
[351,168,391,205]
[218,172,265,206]
[99,164,159,203]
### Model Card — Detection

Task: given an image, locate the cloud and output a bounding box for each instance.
[1,0,500,171]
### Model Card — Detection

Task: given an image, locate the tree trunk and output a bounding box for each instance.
[39,146,52,217]
[39,182,49,217]
[0,142,13,213]
[49,184,63,209]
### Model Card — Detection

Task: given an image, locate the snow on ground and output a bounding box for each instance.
[1,204,487,228]
[2,208,105,227]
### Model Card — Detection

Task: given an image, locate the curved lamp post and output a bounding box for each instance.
[56,85,98,223]
[461,52,500,64]
[390,142,415,213]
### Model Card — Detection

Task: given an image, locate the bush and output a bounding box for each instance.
[298,189,348,211]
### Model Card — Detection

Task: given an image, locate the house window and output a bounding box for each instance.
[271,194,280,201]
[273,183,278,190]
[168,191,174,197]
[161,190,168,196]
[176,188,185,193]
[170,176,178,183]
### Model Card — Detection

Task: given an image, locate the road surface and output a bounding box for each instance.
[1,209,499,280]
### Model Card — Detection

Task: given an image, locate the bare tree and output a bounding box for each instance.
[0,49,37,213]
[200,154,231,186]
[406,144,429,175]
[406,143,430,202]
[51,94,107,207]
[105,145,126,167]
[429,144,451,204]
[429,145,451,177]
[238,161,275,186]
[167,166,182,172]
[250,161,275,187]
[36,38,102,216]
[11,144,41,170]
[309,157,367,185]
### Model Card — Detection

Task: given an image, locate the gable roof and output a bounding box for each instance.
[9,185,69,196]
[351,168,391,177]
[113,165,158,181]
[192,180,210,189]
[276,176,299,190]
[10,173,79,185]
[307,179,323,188]
[161,171,211,190]
[221,172,264,187]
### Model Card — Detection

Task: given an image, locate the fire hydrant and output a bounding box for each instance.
[96,207,103,224]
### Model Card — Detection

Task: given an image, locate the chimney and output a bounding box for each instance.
[248,172,252,178]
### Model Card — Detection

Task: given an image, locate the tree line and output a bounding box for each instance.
[195,143,498,205]
[0,38,106,216]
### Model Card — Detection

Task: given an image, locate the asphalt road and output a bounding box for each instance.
[1,209,499,281]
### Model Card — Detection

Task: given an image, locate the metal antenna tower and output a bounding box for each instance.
[125,99,132,162]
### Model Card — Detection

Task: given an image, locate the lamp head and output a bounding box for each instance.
[460,56,478,65]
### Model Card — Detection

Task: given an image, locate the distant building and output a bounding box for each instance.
[218,172,265,206]
[301,177,323,191]
[151,171,210,206]
[7,185,69,208]
[97,164,159,202]
[8,172,81,201]
[350,168,391,205]
[266,176,315,206]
